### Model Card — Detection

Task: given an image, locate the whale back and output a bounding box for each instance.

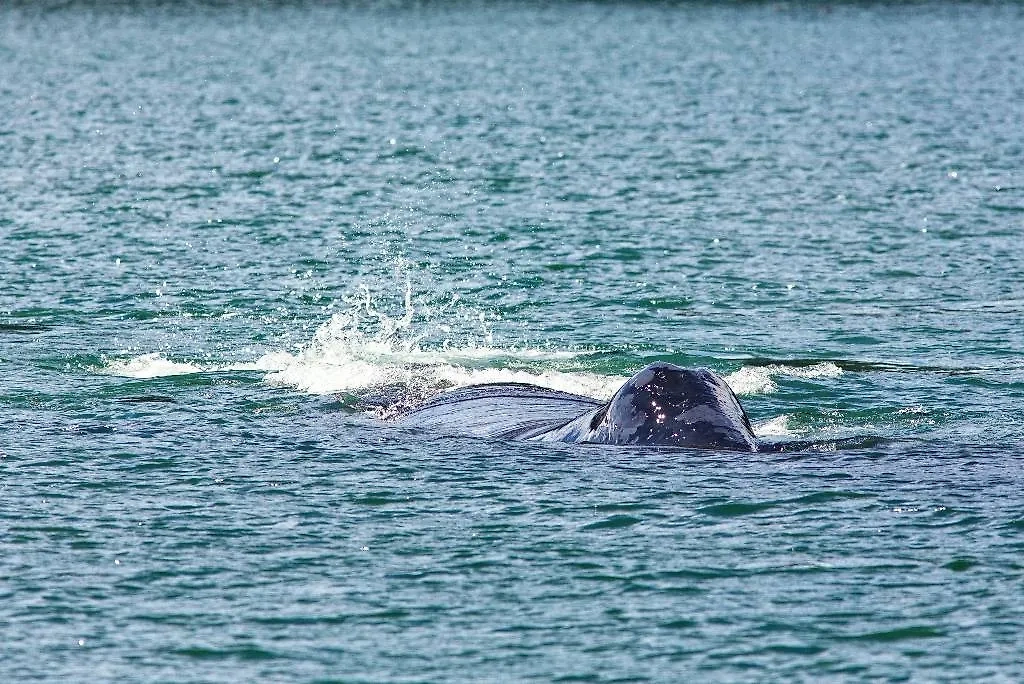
[393,383,603,441]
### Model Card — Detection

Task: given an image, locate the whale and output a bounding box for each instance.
[393,361,761,451]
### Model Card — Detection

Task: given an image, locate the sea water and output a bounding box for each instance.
[2,1,1024,680]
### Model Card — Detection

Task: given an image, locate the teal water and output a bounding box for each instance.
[3,1,1024,680]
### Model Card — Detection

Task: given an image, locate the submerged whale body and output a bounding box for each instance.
[394,361,760,451]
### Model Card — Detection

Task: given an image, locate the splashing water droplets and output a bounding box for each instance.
[259,282,604,402]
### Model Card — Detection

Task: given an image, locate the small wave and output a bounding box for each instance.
[726,362,843,396]
[725,366,779,395]
[102,353,260,379]
[753,414,795,438]
[104,353,205,378]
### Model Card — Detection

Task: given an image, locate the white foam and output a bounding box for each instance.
[104,353,204,378]
[102,353,263,379]
[784,361,844,380]
[98,279,610,398]
[753,414,796,438]
[725,362,843,396]
[103,346,843,407]
[725,366,778,395]
[439,366,623,399]
[258,310,618,399]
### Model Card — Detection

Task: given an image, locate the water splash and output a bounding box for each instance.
[726,362,843,396]
[258,282,617,402]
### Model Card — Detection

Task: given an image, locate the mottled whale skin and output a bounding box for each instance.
[395,361,760,451]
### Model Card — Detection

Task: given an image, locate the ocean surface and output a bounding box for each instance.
[3,1,1024,680]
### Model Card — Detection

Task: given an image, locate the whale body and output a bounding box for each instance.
[394,361,760,451]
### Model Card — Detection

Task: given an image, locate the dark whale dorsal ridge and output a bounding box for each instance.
[532,363,758,451]
[394,362,760,451]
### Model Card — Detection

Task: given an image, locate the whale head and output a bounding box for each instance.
[586,362,758,450]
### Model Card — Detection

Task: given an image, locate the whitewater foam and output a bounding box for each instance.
[257,312,618,400]
[103,353,261,379]
[753,414,796,438]
[104,353,206,378]
[102,347,843,406]
[726,362,843,396]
